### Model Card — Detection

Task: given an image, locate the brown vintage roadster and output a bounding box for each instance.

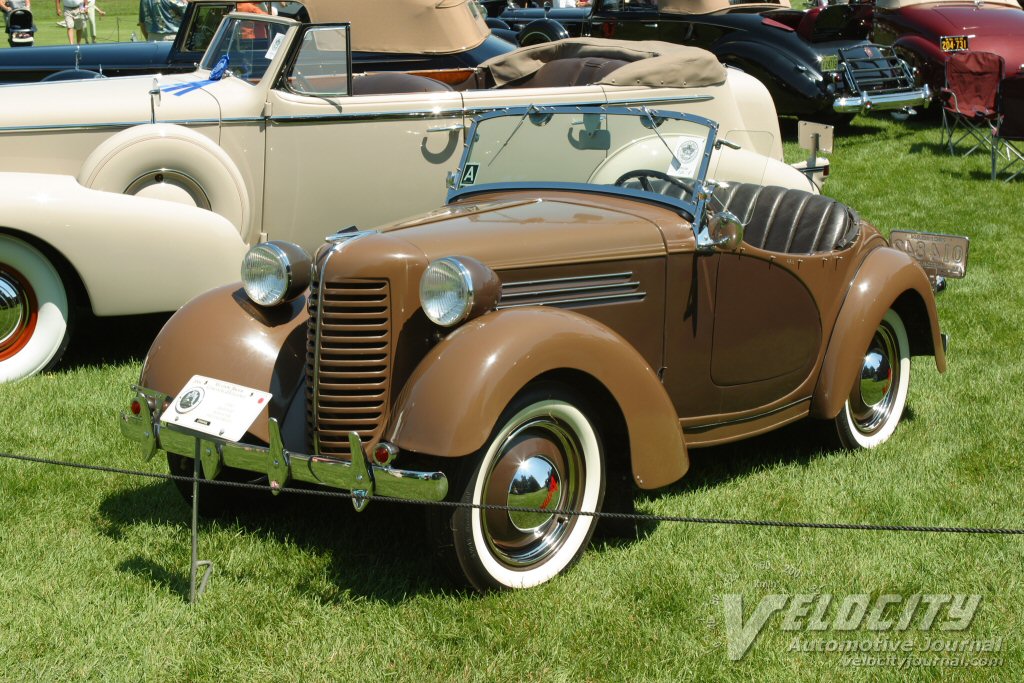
[120,106,965,591]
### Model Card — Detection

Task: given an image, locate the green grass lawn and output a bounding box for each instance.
[2,0,141,47]
[1,114,1022,680]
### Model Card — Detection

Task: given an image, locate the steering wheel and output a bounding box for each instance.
[613,169,694,195]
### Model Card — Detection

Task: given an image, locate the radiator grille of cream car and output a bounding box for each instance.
[306,278,391,459]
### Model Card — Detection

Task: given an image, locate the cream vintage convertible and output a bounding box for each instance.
[0,0,818,382]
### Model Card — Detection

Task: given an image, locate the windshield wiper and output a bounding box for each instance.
[487,104,540,168]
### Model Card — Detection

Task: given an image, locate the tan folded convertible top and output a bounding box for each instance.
[481,38,728,88]
[301,0,490,54]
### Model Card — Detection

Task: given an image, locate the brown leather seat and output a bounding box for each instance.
[712,183,860,254]
[619,178,860,254]
[350,72,455,95]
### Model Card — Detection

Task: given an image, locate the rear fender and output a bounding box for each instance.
[518,18,571,46]
[811,246,946,420]
[0,173,248,317]
[139,284,310,448]
[388,308,688,489]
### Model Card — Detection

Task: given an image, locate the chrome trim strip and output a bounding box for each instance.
[684,398,810,433]
[501,272,633,288]
[0,119,222,133]
[500,281,639,300]
[497,291,646,309]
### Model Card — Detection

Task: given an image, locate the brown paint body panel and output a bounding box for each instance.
[810,246,947,420]
[387,307,689,489]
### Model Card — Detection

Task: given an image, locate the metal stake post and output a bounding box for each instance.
[189,438,213,603]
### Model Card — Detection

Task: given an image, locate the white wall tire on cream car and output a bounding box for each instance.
[77,124,251,235]
[833,309,911,449]
[0,235,70,382]
[448,385,605,591]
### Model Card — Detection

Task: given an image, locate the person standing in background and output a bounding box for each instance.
[138,0,185,41]
[55,0,85,44]
[83,0,104,43]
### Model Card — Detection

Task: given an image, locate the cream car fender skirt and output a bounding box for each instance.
[77,124,251,237]
[0,172,248,317]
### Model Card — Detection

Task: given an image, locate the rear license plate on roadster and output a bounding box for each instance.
[940,35,969,52]
[890,231,969,278]
[820,54,839,72]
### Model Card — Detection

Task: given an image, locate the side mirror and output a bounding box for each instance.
[702,211,744,251]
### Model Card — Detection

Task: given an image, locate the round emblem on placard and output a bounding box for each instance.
[677,139,699,163]
[175,387,205,414]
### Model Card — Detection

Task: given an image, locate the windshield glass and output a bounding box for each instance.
[200,17,291,83]
[452,107,717,210]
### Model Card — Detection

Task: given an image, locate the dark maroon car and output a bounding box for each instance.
[870,0,1024,92]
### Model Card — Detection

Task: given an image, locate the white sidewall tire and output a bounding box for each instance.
[0,236,70,382]
[836,309,911,449]
[77,124,250,235]
[468,398,603,590]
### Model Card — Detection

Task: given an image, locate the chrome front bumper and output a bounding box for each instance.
[833,85,931,114]
[119,386,448,509]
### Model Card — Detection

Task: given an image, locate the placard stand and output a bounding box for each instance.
[189,436,214,604]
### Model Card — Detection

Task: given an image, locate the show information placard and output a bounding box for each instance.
[165,375,272,442]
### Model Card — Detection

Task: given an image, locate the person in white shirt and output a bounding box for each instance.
[55,0,85,44]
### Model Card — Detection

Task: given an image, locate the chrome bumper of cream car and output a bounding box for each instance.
[119,386,448,510]
[833,85,931,114]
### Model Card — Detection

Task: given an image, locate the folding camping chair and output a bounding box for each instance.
[939,51,1004,157]
[992,74,1024,182]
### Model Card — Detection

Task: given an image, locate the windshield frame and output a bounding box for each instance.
[198,12,296,84]
[448,105,721,220]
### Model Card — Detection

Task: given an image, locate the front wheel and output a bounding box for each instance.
[832,309,911,449]
[438,385,605,591]
[0,235,71,382]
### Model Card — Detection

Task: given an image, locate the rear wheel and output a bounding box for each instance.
[832,309,911,449]
[0,235,71,382]
[434,384,605,591]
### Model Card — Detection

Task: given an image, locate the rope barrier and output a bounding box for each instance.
[3,450,1023,535]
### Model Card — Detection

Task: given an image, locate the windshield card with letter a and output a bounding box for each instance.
[165,375,272,442]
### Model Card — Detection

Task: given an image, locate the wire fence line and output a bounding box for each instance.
[3,450,1023,536]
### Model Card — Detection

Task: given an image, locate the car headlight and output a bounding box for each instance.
[241,241,311,307]
[420,256,500,327]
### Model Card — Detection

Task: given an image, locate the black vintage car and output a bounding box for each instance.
[0,0,514,84]
[494,0,931,121]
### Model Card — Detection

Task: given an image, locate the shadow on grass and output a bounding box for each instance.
[97,478,472,603]
[58,312,171,370]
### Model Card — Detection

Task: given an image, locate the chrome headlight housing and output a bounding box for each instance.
[241,241,311,307]
[419,256,500,327]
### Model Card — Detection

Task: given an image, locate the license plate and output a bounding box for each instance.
[820,54,839,72]
[940,35,969,52]
[890,231,969,279]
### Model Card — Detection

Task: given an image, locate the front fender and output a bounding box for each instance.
[0,172,247,316]
[811,246,946,420]
[139,283,309,447]
[388,308,688,489]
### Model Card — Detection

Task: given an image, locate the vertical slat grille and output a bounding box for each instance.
[306,278,391,458]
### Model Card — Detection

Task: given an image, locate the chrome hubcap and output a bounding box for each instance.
[0,269,32,352]
[507,455,562,532]
[483,417,582,568]
[850,323,900,435]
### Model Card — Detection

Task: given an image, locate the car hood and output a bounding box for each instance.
[931,4,1024,33]
[0,72,222,128]
[379,192,673,269]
